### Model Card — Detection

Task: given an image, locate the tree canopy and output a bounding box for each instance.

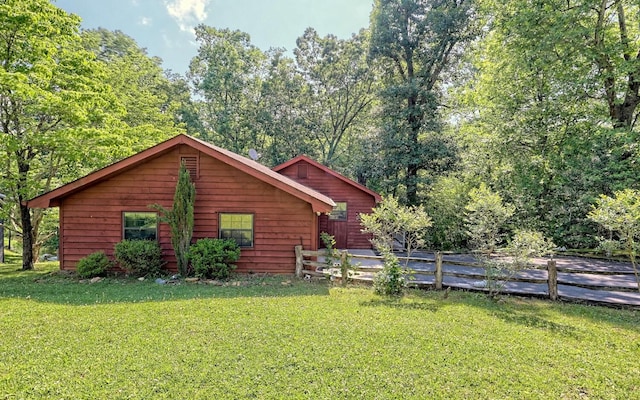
[14,0,640,261]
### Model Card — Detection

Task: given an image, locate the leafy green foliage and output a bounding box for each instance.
[373,251,406,296]
[458,0,640,248]
[361,196,432,295]
[464,183,514,254]
[150,163,196,277]
[188,26,266,154]
[114,240,164,277]
[320,231,339,269]
[294,28,376,168]
[76,251,112,279]
[588,189,640,291]
[188,238,240,279]
[465,184,516,297]
[360,196,432,260]
[507,230,556,269]
[476,229,557,298]
[0,0,121,269]
[369,0,477,204]
[80,28,182,157]
[424,175,471,250]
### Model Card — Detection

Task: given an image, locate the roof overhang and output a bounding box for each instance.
[28,135,336,213]
[273,155,382,202]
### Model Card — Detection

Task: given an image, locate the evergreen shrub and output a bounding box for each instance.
[114,240,164,277]
[76,251,111,278]
[188,238,240,279]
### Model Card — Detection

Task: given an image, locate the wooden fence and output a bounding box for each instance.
[294,245,639,305]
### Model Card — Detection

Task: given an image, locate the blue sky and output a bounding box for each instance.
[54,0,374,75]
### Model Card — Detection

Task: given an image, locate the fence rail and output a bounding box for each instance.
[294,246,640,306]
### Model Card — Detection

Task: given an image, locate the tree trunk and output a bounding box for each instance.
[405,90,421,206]
[20,202,34,270]
[16,151,34,270]
[406,162,419,206]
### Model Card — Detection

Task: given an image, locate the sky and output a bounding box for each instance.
[54,0,374,75]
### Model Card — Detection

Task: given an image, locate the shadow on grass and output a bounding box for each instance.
[491,307,581,337]
[0,262,331,305]
[464,292,640,334]
[360,297,441,312]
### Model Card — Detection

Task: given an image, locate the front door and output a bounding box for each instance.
[324,201,348,249]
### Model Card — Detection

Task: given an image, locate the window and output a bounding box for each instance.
[329,202,347,221]
[219,213,254,247]
[123,212,158,240]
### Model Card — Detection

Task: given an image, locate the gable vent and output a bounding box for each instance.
[180,156,198,180]
[297,163,308,179]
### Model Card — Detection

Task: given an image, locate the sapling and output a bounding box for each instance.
[588,189,640,292]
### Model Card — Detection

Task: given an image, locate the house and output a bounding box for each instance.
[273,155,381,249]
[28,134,336,274]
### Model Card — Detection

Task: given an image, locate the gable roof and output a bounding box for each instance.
[273,155,382,202]
[28,134,336,212]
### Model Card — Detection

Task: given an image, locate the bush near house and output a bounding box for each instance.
[114,239,164,277]
[188,238,240,279]
[76,251,112,278]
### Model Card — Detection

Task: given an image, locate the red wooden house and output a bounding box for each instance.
[273,155,381,249]
[28,135,336,274]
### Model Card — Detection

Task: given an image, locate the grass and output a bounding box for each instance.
[0,260,638,399]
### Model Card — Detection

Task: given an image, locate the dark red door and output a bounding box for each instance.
[327,219,348,248]
[323,201,348,249]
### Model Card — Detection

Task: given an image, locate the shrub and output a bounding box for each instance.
[320,231,339,268]
[77,251,112,278]
[114,240,164,277]
[373,251,406,296]
[188,238,240,279]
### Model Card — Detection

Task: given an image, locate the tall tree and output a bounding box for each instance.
[81,28,181,160]
[0,0,123,269]
[188,26,266,154]
[294,28,377,168]
[459,0,640,246]
[369,0,476,205]
[254,49,311,166]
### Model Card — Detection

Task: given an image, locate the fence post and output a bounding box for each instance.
[435,251,443,290]
[340,250,348,287]
[547,259,558,301]
[295,245,303,278]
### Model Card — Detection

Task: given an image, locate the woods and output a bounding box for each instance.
[3,0,640,265]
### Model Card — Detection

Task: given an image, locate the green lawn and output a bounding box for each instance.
[0,262,638,399]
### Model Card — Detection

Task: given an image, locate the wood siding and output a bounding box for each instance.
[58,145,316,274]
[277,161,376,249]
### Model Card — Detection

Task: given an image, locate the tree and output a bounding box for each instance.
[464,183,515,297]
[151,163,196,277]
[364,196,433,257]
[250,48,311,166]
[588,189,640,292]
[369,0,477,205]
[458,0,640,247]
[360,196,432,295]
[81,28,182,159]
[464,183,514,255]
[0,0,121,269]
[294,28,377,168]
[188,26,266,154]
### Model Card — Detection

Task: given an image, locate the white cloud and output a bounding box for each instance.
[165,0,211,32]
[139,16,152,26]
